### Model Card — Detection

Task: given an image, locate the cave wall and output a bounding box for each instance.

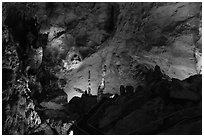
[2,2,202,101]
[40,2,201,101]
[2,3,202,134]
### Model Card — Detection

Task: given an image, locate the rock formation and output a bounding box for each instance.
[2,2,202,135]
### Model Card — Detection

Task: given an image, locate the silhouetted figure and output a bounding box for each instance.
[97,86,102,102]
[120,85,125,95]
[154,65,163,81]
[135,85,143,95]
[126,85,134,95]
[84,90,88,95]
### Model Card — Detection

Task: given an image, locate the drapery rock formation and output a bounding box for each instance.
[2,2,202,135]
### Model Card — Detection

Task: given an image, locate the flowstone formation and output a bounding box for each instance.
[2,2,202,135]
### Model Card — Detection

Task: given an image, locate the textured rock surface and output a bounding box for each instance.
[2,2,202,135]
[43,2,201,101]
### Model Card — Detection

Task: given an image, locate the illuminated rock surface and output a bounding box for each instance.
[2,2,202,135]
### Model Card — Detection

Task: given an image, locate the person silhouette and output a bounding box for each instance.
[120,85,125,95]
[126,85,134,95]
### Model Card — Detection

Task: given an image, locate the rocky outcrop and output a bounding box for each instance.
[72,66,201,135]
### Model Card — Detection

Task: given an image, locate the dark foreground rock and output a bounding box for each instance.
[71,66,201,135]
